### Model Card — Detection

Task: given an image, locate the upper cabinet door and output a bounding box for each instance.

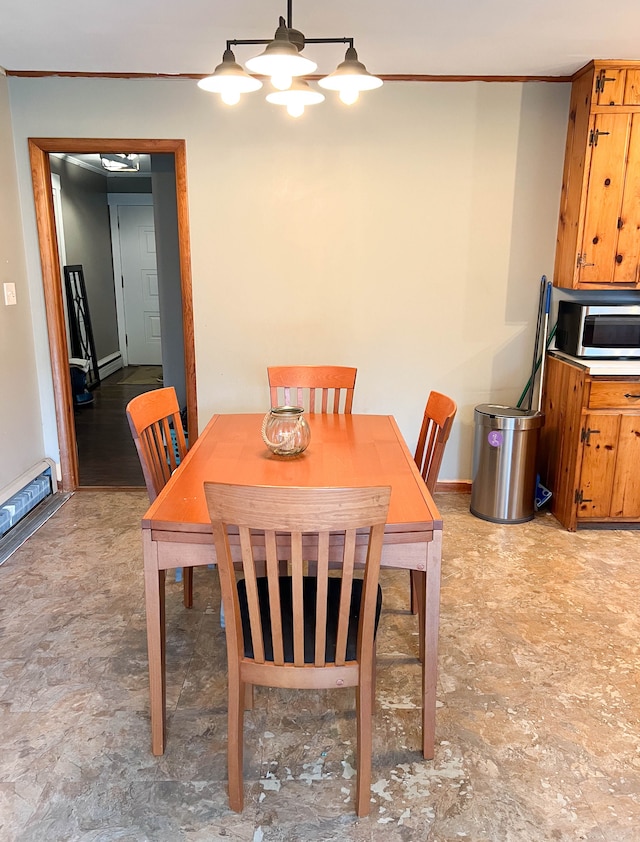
[623,70,640,104]
[594,67,627,105]
[578,113,630,285]
[613,113,640,285]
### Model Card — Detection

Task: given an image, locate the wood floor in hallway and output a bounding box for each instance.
[74,365,162,488]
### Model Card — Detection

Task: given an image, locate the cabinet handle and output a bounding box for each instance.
[624,393,640,399]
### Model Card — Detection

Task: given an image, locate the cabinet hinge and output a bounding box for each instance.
[575,489,593,504]
[581,427,600,444]
[589,128,610,147]
[595,72,618,94]
[577,253,595,268]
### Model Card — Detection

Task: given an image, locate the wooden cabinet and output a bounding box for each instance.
[554,61,640,289]
[539,354,640,529]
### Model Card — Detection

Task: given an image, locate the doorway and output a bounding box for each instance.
[29,138,197,492]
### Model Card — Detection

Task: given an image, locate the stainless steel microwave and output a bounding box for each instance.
[555,302,640,359]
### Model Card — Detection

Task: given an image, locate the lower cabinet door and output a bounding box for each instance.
[578,414,620,518]
[610,415,640,517]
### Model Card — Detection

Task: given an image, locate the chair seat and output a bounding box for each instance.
[238,576,382,663]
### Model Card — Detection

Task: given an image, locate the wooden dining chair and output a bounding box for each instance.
[267,365,357,414]
[204,482,391,817]
[126,387,193,608]
[410,390,457,614]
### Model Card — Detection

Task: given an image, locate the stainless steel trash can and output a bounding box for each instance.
[470,404,544,524]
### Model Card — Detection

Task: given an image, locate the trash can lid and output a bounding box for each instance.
[474,404,544,430]
[474,404,539,419]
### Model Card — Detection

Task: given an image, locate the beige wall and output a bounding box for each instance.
[0,73,44,492]
[8,75,570,481]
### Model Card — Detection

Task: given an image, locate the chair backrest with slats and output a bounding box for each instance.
[205,484,390,671]
[414,391,457,493]
[126,387,188,502]
[268,365,357,414]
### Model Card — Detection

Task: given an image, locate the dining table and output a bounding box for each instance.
[141,412,443,760]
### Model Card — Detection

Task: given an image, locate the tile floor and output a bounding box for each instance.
[0,491,639,841]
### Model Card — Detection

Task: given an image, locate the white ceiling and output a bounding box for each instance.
[2,0,640,79]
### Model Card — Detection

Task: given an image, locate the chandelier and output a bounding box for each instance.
[197,1,382,117]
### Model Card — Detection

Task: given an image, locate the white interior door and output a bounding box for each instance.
[117,204,162,366]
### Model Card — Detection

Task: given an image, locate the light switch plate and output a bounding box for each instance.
[3,283,17,306]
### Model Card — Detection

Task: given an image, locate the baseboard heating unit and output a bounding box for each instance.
[0,459,71,565]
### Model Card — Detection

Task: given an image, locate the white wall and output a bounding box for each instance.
[0,73,44,492]
[7,75,570,482]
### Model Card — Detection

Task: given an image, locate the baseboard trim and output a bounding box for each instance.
[99,353,123,380]
[435,481,472,493]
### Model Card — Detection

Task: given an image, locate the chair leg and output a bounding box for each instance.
[183,567,193,609]
[227,674,245,812]
[355,668,374,818]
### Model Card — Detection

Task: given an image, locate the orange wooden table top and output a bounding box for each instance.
[143,413,441,536]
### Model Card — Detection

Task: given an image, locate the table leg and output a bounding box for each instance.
[143,529,166,755]
[422,530,442,760]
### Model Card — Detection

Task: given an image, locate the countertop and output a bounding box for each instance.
[548,350,640,376]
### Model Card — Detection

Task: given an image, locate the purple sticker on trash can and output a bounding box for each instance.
[488,430,503,447]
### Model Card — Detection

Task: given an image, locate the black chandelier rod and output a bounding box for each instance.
[227,36,354,49]
[305,38,354,47]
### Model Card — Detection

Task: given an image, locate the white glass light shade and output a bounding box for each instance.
[245,22,316,78]
[271,73,293,91]
[339,88,360,105]
[198,48,263,100]
[318,47,383,97]
[221,90,241,106]
[266,78,324,117]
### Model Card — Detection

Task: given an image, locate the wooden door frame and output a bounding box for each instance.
[28,137,197,492]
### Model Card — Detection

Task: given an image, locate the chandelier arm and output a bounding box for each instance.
[304,38,354,48]
[227,39,272,48]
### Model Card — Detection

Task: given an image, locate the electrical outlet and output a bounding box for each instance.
[3,283,17,306]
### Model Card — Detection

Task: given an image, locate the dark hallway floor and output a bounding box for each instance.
[74,365,162,487]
